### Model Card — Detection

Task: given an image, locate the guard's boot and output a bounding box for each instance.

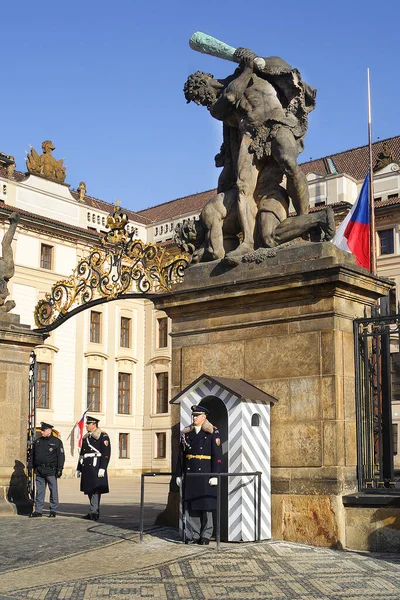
[81,513,93,520]
[198,538,210,545]
[29,512,42,518]
[49,512,56,518]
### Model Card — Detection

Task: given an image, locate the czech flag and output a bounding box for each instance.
[332,174,370,270]
[76,409,89,449]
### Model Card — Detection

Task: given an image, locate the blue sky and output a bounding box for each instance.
[2,0,399,212]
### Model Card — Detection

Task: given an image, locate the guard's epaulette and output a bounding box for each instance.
[213,425,217,430]
[100,429,108,436]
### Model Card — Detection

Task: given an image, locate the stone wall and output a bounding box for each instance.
[154,242,392,548]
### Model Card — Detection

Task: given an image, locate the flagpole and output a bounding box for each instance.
[367,68,377,276]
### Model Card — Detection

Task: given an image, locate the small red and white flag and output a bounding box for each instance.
[76,409,89,448]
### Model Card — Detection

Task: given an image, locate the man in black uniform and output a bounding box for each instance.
[29,422,65,518]
[176,405,223,544]
[76,415,111,521]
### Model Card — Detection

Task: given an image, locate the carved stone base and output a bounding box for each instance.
[153,242,392,548]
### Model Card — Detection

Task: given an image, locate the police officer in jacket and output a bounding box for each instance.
[76,415,111,521]
[176,405,223,545]
[29,422,65,518]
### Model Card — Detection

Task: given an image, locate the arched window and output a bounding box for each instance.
[251,414,260,427]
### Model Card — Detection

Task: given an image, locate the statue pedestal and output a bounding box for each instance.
[154,242,392,547]
[0,314,45,515]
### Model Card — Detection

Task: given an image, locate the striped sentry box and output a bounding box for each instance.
[173,375,273,541]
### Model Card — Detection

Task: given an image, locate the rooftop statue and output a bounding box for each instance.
[373,142,393,172]
[26,140,67,183]
[178,32,335,265]
[0,212,20,313]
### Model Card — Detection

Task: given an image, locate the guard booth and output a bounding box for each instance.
[171,374,277,541]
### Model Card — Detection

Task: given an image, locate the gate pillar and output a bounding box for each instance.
[0,314,45,515]
[154,242,392,548]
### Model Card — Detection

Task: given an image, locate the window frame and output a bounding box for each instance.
[157,317,168,348]
[119,433,129,459]
[40,244,53,270]
[120,317,131,348]
[90,311,101,343]
[378,228,395,255]
[156,372,169,414]
[37,362,51,409]
[87,368,102,412]
[118,372,131,414]
[156,432,167,459]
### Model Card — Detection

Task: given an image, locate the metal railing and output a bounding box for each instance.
[139,471,262,551]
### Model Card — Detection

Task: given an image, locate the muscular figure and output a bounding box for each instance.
[0,212,19,312]
[184,51,314,259]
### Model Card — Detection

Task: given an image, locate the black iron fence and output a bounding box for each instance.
[27,351,37,502]
[354,308,400,491]
[139,471,262,550]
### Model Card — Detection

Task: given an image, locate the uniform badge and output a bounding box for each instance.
[215,438,220,446]
[104,440,109,446]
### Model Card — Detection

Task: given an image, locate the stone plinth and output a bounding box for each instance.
[154,242,392,548]
[0,314,45,515]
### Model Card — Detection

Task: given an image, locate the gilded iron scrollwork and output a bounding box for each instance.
[34,207,189,332]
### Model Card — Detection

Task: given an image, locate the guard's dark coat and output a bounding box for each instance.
[178,420,223,511]
[77,428,111,495]
[29,433,65,476]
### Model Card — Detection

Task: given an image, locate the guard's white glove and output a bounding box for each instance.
[176,477,181,487]
[75,470,81,479]
[209,477,218,486]
[98,468,105,478]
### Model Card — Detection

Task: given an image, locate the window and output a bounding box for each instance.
[156,372,169,413]
[118,373,131,414]
[155,227,158,235]
[388,194,399,200]
[90,311,101,343]
[120,317,131,348]
[378,229,394,255]
[160,225,163,234]
[156,432,166,458]
[119,433,129,458]
[40,244,53,270]
[157,317,168,348]
[87,369,101,411]
[37,363,51,408]
[251,414,260,427]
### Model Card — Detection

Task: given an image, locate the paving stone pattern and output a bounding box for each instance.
[2,529,400,600]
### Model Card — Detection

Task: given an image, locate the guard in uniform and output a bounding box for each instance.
[29,422,65,518]
[176,405,222,544]
[76,415,111,521]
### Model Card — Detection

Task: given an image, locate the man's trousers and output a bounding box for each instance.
[35,474,59,513]
[185,509,213,541]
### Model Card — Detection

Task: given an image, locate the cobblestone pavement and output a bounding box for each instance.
[2,479,400,599]
[2,516,400,600]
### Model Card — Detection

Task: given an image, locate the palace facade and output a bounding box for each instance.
[1,135,399,475]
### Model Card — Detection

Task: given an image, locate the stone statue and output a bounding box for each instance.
[26,141,67,183]
[6,157,16,178]
[180,34,335,264]
[0,212,20,313]
[78,181,87,202]
[373,142,393,172]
